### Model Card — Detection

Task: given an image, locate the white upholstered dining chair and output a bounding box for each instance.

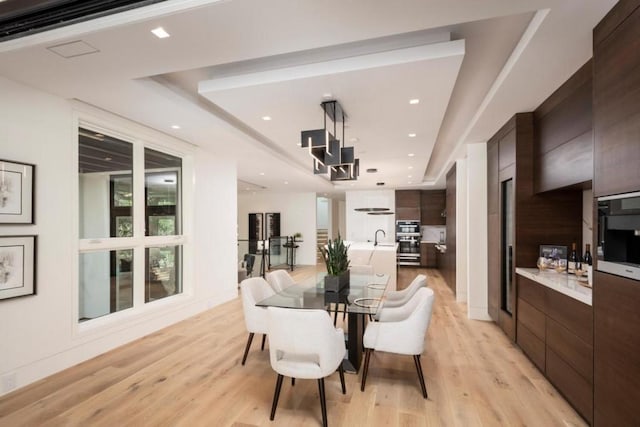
[383,273,427,308]
[265,269,296,292]
[267,306,346,427]
[360,287,435,398]
[240,277,276,365]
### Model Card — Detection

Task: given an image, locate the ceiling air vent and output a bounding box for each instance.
[0,0,167,42]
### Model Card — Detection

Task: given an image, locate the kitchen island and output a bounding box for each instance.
[345,241,398,290]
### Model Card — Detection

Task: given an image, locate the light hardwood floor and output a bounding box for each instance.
[0,266,587,427]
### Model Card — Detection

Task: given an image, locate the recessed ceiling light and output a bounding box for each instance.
[408,175,412,178]
[408,133,417,138]
[171,125,180,129]
[259,172,265,176]
[408,153,415,157]
[284,181,288,184]
[245,187,250,191]
[350,183,355,186]
[151,27,170,38]
[296,142,302,147]
[322,93,333,99]
[262,116,272,121]
[408,181,413,184]
[408,166,413,169]
[409,99,420,105]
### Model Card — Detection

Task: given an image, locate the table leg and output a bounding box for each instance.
[344,312,365,373]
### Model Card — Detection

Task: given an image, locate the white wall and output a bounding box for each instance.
[0,76,237,396]
[455,158,468,302]
[330,198,340,240]
[338,200,346,238]
[466,143,491,320]
[316,197,329,229]
[237,191,317,265]
[345,190,395,243]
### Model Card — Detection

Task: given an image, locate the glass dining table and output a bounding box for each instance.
[256,272,390,373]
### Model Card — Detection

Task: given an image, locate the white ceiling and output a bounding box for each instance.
[0,0,618,195]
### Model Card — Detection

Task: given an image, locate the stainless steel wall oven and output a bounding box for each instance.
[396,220,421,266]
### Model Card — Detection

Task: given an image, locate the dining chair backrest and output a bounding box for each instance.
[366,287,435,355]
[382,274,427,308]
[349,264,374,275]
[267,307,346,379]
[265,270,296,292]
[241,277,275,334]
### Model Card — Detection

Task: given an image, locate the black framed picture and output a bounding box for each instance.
[538,245,568,269]
[0,235,36,300]
[0,159,35,224]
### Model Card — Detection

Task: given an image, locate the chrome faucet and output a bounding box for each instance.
[374,229,386,246]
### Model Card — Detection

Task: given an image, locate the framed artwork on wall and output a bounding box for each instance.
[0,235,36,300]
[0,159,35,224]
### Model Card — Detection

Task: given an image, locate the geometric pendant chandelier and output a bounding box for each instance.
[301,100,359,181]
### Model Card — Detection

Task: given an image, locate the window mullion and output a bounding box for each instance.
[132,141,146,308]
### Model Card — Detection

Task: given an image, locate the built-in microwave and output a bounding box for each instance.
[597,191,640,281]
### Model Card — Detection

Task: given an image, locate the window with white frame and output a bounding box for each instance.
[78,126,184,322]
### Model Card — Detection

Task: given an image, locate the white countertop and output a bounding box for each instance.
[516,267,592,306]
[346,241,398,251]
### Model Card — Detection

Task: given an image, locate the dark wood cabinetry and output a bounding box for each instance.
[534,60,593,193]
[419,242,437,268]
[591,2,640,425]
[593,0,640,197]
[487,114,582,341]
[593,271,640,426]
[420,190,446,225]
[395,190,421,221]
[443,166,456,294]
[516,275,593,423]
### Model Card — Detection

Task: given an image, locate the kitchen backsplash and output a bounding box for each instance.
[422,225,446,242]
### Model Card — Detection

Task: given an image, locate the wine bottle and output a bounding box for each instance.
[583,244,593,266]
[584,244,593,285]
[568,242,579,274]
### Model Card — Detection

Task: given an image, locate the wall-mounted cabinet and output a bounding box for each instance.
[593,0,640,197]
[395,190,421,221]
[420,190,446,225]
[534,60,593,193]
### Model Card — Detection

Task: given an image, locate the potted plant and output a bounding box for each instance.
[319,235,350,292]
[293,232,303,242]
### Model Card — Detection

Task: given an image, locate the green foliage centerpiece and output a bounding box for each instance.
[320,235,350,292]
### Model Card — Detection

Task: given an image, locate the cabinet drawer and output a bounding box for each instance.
[517,322,545,371]
[547,317,593,383]
[546,287,593,345]
[518,276,546,311]
[546,348,593,424]
[517,299,545,340]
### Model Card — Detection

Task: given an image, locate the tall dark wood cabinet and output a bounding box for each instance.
[487,113,582,341]
[444,166,456,294]
[592,2,640,424]
[593,0,640,197]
